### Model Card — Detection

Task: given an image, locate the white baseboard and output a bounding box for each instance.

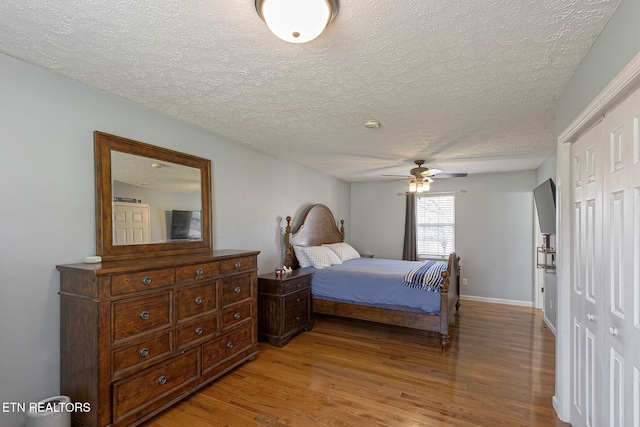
[460,294,533,308]
[543,315,557,335]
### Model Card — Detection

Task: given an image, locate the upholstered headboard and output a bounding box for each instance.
[284,204,344,269]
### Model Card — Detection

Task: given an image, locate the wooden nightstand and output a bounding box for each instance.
[257,270,313,347]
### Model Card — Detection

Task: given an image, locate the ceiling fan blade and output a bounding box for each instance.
[421,168,443,177]
[432,173,468,179]
[382,178,411,183]
[381,174,412,178]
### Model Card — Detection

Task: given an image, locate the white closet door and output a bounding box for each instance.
[571,122,604,427]
[112,202,151,245]
[632,92,640,427]
[600,87,640,427]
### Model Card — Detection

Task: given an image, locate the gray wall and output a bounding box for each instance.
[351,171,536,304]
[0,53,350,427]
[535,154,558,330]
[556,0,640,133]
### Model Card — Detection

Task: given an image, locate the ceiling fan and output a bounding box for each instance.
[383,160,468,192]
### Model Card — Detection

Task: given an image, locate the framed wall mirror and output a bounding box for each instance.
[94,131,212,261]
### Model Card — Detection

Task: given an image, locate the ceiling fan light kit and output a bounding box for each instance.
[409,178,431,193]
[255,0,339,44]
[382,160,467,193]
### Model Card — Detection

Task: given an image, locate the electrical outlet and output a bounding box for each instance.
[462,278,468,286]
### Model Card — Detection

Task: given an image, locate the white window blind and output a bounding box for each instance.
[416,194,455,258]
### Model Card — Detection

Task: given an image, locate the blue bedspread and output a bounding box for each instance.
[303,258,442,314]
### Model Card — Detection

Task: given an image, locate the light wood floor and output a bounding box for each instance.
[143,301,569,426]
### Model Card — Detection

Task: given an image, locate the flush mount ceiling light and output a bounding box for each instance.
[363,119,380,128]
[255,0,339,44]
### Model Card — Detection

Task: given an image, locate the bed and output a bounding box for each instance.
[284,204,461,352]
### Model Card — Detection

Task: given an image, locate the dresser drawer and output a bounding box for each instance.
[220,256,255,274]
[176,281,219,321]
[111,268,175,296]
[112,349,199,423]
[175,262,220,283]
[281,276,311,295]
[175,313,220,351]
[283,289,310,331]
[221,302,252,331]
[221,273,253,306]
[112,292,172,343]
[201,323,253,370]
[112,333,173,378]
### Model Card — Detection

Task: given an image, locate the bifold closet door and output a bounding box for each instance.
[599,86,640,427]
[570,119,604,427]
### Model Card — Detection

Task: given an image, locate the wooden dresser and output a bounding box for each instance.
[257,270,313,347]
[57,250,259,427]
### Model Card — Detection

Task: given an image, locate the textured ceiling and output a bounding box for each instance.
[0,0,621,182]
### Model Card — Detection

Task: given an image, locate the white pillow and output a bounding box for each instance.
[323,242,361,261]
[298,246,343,269]
[293,245,312,268]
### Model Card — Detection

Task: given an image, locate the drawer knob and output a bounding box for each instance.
[157,376,167,385]
[140,311,150,320]
[227,342,234,349]
[234,312,241,320]
[196,268,204,276]
[142,276,152,285]
[234,286,241,294]
[296,316,300,321]
[195,327,203,335]
[195,296,203,305]
[139,347,149,357]
[296,297,301,303]
[234,261,241,269]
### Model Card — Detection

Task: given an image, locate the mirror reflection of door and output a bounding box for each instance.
[111,151,202,245]
[112,202,151,245]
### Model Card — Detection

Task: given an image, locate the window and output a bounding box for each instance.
[416,194,455,258]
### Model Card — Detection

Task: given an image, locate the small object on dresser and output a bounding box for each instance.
[83,256,102,264]
[275,268,284,277]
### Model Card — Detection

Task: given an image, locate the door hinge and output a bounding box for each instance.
[541,287,544,293]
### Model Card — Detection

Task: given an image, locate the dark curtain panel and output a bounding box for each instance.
[402,192,418,261]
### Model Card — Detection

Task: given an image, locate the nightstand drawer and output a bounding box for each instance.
[176,281,218,320]
[283,289,310,330]
[112,292,172,344]
[281,276,311,294]
[111,268,175,296]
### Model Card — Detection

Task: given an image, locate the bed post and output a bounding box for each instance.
[439,270,451,352]
[284,216,293,268]
[455,256,461,311]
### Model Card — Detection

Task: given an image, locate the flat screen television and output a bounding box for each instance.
[170,210,202,240]
[533,178,556,234]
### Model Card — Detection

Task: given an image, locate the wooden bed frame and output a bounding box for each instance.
[284,204,461,351]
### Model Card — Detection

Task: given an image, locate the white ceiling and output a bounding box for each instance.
[0,0,621,182]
